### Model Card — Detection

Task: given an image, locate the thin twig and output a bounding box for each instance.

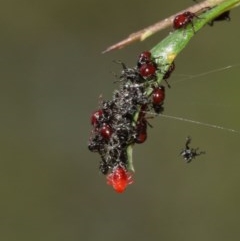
[102,0,224,53]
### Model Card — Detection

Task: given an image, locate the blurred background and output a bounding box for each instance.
[0,0,240,240]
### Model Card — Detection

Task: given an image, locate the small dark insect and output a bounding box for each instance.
[99,160,110,175]
[192,1,231,26]
[118,61,144,83]
[209,11,231,26]
[163,62,175,88]
[180,136,205,163]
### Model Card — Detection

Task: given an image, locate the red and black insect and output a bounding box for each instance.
[163,62,175,80]
[173,11,199,32]
[152,86,165,114]
[137,51,152,67]
[100,123,112,140]
[134,105,150,144]
[162,62,175,88]
[135,118,148,144]
[152,86,165,104]
[139,63,157,78]
[137,51,158,79]
[91,109,103,126]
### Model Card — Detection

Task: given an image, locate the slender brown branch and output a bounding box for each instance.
[102,0,225,53]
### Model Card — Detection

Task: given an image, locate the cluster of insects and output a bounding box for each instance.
[88,51,174,193]
[88,8,230,193]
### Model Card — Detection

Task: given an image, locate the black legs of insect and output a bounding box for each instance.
[180,136,205,163]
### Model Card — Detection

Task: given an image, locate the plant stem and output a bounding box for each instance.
[103,0,240,53]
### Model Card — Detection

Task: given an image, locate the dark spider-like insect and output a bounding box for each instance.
[180,136,205,163]
[163,61,175,88]
[117,61,145,83]
[192,1,231,26]
[208,10,231,26]
[99,160,110,175]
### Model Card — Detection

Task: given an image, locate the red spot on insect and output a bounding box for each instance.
[107,165,133,193]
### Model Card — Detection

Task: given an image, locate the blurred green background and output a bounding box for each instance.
[0,0,240,240]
